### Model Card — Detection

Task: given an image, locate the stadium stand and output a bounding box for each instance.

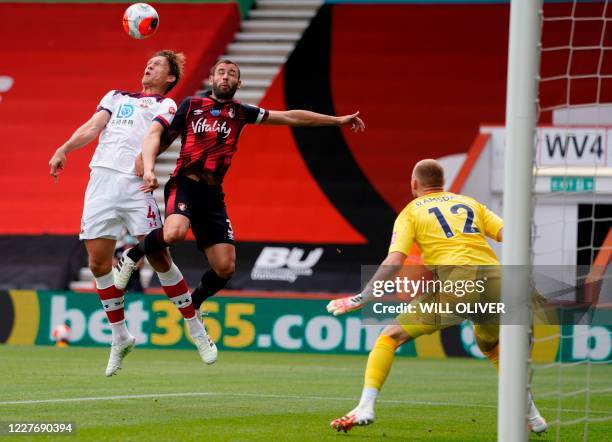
[0,2,517,291]
[5,2,594,292]
[0,3,240,287]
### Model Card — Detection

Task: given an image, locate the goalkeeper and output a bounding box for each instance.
[327,159,547,434]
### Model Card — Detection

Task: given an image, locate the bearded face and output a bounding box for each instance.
[210,63,241,100]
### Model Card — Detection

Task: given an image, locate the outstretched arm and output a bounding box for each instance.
[327,251,407,316]
[48,111,110,182]
[264,110,365,132]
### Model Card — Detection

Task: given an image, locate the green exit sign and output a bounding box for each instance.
[550,176,595,192]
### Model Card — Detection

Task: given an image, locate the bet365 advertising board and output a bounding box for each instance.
[0,290,610,363]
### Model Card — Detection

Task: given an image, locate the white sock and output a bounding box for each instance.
[185,316,205,339]
[157,263,182,286]
[94,272,114,290]
[110,320,131,345]
[358,387,379,409]
[527,391,539,418]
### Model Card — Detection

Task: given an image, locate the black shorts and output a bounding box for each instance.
[164,175,234,250]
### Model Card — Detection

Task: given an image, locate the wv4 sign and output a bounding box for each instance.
[537,127,610,167]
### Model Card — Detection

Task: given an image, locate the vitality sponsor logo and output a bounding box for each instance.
[191,118,231,138]
[251,247,323,283]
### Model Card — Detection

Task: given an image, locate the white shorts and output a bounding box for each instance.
[80,167,162,240]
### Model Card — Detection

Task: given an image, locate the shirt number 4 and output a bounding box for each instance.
[428,204,480,238]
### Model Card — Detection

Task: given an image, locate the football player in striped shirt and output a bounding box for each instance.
[115,58,365,351]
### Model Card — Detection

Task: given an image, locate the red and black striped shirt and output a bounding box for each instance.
[163,92,268,181]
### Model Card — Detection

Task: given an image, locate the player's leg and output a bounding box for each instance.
[331,292,465,433]
[114,176,191,287]
[160,209,234,363]
[189,193,236,311]
[344,324,411,426]
[473,269,547,434]
[84,238,136,376]
[190,243,235,312]
[80,169,136,376]
[526,381,548,433]
[474,324,500,370]
[526,324,548,434]
[85,237,128,340]
[144,246,216,363]
[115,214,189,283]
[118,178,216,363]
[473,323,547,434]
[331,316,444,432]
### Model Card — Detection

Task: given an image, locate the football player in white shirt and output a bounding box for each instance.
[48,50,216,376]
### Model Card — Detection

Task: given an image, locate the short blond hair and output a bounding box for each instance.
[413,159,445,188]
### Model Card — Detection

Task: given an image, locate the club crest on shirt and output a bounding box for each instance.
[178,203,187,211]
[228,107,235,119]
[169,107,176,115]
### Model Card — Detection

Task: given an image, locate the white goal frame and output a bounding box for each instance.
[498,1,543,441]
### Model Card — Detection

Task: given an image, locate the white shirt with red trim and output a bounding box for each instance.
[89,90,176,174]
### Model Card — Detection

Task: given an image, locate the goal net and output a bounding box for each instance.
[509,1,612,440]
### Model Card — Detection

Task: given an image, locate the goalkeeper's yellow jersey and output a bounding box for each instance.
[389,191,503,266]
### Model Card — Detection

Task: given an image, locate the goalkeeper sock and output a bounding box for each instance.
[361,335,399,407]
[482,343,499,372]
[358,387,379,410]
[190,269,230,310]
[527,390,540,419]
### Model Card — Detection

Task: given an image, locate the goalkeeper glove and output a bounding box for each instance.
[326,293,365,316]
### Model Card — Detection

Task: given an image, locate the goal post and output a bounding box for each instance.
[498,1,544,441]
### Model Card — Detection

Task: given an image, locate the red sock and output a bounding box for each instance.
[162,279,196,319]
[97,285,125,323]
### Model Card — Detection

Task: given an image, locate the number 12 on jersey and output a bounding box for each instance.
[428,204,479,238]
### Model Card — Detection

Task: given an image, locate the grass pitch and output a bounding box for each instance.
[0,345,609,441]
